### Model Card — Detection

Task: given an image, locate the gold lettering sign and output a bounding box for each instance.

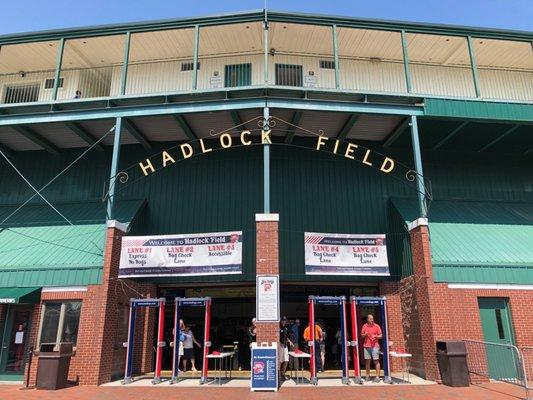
[135,130,398,177]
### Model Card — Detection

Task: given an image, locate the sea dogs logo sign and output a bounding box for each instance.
[119,231,242,277]
[304,232,389,276]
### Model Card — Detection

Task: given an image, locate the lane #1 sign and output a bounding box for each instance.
[118,231,242,277]
[304,232,390,276]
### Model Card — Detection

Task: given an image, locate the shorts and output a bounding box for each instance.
[279,344,289,363]
[183,347,194,360]
[364,347,380,360]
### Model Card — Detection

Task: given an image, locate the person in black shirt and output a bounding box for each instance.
[279,316,293,381]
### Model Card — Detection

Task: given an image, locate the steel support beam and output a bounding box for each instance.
[284,111,303,144]
[332,25,340,89]
[0,98,424,127]
[263,107,270,213]
[52,38,65,101]
[467,36,481,98]
[64,122,104,152]
[336,113,359,141]
[401,30,413,93]
[433,121,469,150]
[0,143,15,159]
[478,125,520,152]
[12,126,60,155]
[119,32,131,96]
[230,110,243,130]
[192,25,200,90]
[107,117,122,219]
[264,18,269,84]
[409,115,427,218]
[173,114,198,141]
[383,118,410,148]
[122,118,151,150]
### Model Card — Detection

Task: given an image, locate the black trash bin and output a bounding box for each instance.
[36,342,73,390]
[436,341,469,387]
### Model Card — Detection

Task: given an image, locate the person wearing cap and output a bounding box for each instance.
[279,316,293,381]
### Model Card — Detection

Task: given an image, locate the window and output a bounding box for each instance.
[44,77,64,90]
[224,63,252,87]
[181,62,200,71]
[275,64,303,87]
[319,60,335,69]
[38,301,82,347]
[3,84,40,104]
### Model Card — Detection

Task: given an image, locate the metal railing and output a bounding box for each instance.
[464,339,530,400]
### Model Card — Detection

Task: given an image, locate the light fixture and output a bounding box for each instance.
[19,71,26,78]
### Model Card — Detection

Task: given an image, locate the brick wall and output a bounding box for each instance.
[255,215,280,345]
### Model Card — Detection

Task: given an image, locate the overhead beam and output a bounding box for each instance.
[0,143,15,159]
[64,122,104,153]
[478,125,520,152]
[384,118,410,148]
[12,126,60,155]
[122,118,151,150]
[336,114,360,141]
[230,110,243,133]
[173,115,198,141]
[0,98,424,127]
[284,111,303,144]
[433,121,469,150]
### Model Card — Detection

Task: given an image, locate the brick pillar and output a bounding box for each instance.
[134,283,157,374]
[379,282,405,373]
[255,213,280,345]
[408,219,440,381]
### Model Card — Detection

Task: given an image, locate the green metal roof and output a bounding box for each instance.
[0,9,531,46]
[0,199,146,288]
[0,287,41,304]
[391,198,533,284]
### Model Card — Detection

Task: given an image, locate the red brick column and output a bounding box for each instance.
[380,281,405,373]
[407,219,440,381]
[255,213,280,345]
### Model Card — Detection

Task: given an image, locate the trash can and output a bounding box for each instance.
[36,342,73,390]
[436,341,469,387]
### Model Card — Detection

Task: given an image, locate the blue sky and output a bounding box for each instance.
[0,0,532,35]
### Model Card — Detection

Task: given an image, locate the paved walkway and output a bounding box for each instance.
[0,383,529,400]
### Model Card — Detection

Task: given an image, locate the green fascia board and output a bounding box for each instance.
[433,265,533,285]
[0,287,41,304]
[0,267,102,288]
[1,9,532,46]
[424,98,533,123]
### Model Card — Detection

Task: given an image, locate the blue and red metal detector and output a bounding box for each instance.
[170,297,212,384]
[352,296,392,384]
[308,295,349,385]
[122,298,166,385]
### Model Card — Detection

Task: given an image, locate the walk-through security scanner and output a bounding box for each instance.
[352,296,392,384]
[171,297,212,384]
[308,295,349,385]
[123,298,166,385]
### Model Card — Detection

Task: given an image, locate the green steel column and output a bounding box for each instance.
[332,25,340,89]
[119,32,131,96]
[107,117,122,220]
[264,20,269,84]
[263,107,270,213]
[52,38,65,101]
[401,30,412,93]
[467,36,481,98]
[193,25,200,90]
[409,115,427,218]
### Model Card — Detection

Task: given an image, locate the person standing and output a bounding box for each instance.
[317,321,327,371]
[361,314,383,383]
[279,316,293,381]
[181,324,201,372]
[303,322,323,372]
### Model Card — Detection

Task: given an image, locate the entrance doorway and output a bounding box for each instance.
[0,305,33,380]
[478,297,518,380]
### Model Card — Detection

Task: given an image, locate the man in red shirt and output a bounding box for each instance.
[361,314,383,383]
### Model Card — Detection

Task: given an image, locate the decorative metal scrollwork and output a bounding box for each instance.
[117,171,129,184]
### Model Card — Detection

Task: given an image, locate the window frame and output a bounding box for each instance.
[37,300,82,350]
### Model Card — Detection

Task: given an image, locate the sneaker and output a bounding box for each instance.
[365,376,372,382]
[373,377,380,383]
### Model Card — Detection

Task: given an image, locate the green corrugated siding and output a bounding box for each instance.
[424,98,533,122]
[392,198,533,284]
